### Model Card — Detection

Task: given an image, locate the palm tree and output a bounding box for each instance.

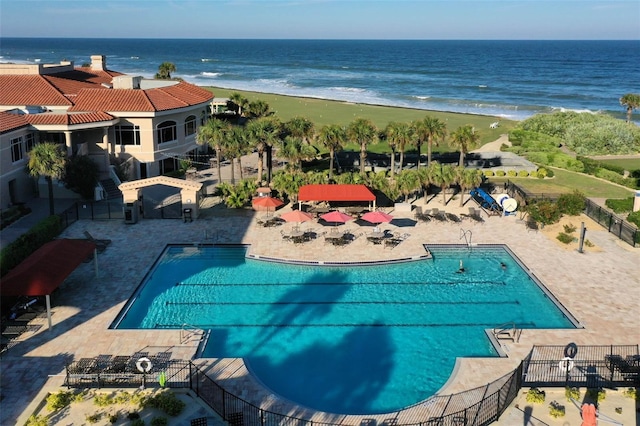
[395,169,420,202]
[450,125,480,167]
[431,162,456,205]
[455,166,483,207]
[276,136,317,171]
[283,116,315,144]
[318,124,347,180]
[229,92,249,117]
[415,116,447,166]
[247,116,281,184]
[27,142,67,216]
[620,93,640,123]
[382,121,413,177]
[197,117,230,182]
[224,126,250,183]
[417,162,436,201]
[347,118,378,174]
[155,62,176,79]
[246,100,273,119]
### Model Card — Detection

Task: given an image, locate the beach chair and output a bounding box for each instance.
[430,209,447,222]
[445,212,461,223]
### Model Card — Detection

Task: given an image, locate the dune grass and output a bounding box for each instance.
[205,86,516,148]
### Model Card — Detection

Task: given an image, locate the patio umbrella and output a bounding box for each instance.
[320,210,353,227]
[361,211,394,224]
[280,210,314,231]
[252,196,284,216]
[280,210,314,223]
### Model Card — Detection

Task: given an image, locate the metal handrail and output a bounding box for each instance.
[180,323,204,344]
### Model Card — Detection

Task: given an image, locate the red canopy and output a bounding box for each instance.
[298,184,376,202]
[0,239,96,296]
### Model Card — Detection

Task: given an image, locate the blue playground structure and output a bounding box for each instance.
[470,188,503,215]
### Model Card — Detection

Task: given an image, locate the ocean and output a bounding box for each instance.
[1,38,638,121]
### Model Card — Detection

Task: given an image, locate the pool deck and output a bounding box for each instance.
[2,195,639,425]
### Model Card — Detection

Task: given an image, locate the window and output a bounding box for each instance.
[184,115,197,136]
[24,133,36,152]
[115,124,141,145]
[157,121,177,144]
[10,137,23,163]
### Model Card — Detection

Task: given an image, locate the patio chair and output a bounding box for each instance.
[430,209,447,222]
[526,219,539,232]
[445,212,461,223]
[468,207,485,223]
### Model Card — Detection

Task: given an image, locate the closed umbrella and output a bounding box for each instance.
[361,211,394,224]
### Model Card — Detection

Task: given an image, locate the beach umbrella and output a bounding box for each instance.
[361,211,394,224]
[320,210,353,227]
[252,196,284,216]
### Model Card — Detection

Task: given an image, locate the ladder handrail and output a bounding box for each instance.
[180,323,204,344]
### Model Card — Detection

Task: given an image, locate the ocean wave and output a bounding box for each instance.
[328,86,367,93]
[201,72,222,78]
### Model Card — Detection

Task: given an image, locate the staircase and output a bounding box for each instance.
[100,178,122,200]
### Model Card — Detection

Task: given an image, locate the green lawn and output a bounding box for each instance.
[205,86,516,148]
[491,168,635,199]
[594,158,640,171]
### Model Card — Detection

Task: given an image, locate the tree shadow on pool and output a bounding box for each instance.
[246,324,395,415]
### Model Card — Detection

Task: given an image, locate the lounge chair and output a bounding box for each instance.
[445,212,461,223]
[430,209,447,222]
[525,219,539,232]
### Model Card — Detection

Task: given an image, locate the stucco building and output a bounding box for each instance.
[0,55,213,208]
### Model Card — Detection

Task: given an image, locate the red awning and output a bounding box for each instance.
[298,184,376,202]
[0,239,96,297]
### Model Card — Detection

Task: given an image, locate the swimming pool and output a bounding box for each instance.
[112,244,577,414]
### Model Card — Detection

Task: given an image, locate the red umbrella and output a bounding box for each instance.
[280,210,314,223]
[252,196,284,216]
[361,211,394,224]
[320,210,353,225]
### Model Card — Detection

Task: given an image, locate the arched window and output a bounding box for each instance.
[184,115,197,136]
[157,121,177,144]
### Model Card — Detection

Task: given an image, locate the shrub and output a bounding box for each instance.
[586,388,606,402]
[622,387,637,400]
[526,200,561,225]
[483,170,494,177]
[46,390,74,411]
[556,191,586,216]
[528,171,538,178]
[507,170,517,177]
[596,168,638,189]
[565,386,580,401]
[142,390,185,417]
[627,210,640,228]
[605,197,634,213]
[549,401,566,418]
[545,168,554,177]
[518,170,529,177]
[64,155,99,199]
[556,232,576,244]
[86,413,101,424]
[537,168,548,178]
[563,223,577,233]
[584,239,594,247]
[526,388,546,404]
[151,417,169,426]
[24,414,48,426]
[109,414,118,424]
[495,170,506,177]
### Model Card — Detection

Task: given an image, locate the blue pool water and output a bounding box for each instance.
[113,245,576,414]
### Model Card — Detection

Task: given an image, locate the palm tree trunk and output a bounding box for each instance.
[442,185,447,205]
[399,150,404,173]
[389,151,396,178]
[329,148,335,179]
[257,150,264,184]
[230,157,235,184]
[459,150,465,167]
[416,142,422,169]
[459,187,466,207]
[216,148,222,183]
[46,176,55,216]
[238,157,244,180]
[360,144,366,174]
[427,139,433,165]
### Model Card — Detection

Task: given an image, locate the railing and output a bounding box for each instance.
[505,181,639,247]
[492,322,520,343]
[58,200,124,230]
[180,323,204,345]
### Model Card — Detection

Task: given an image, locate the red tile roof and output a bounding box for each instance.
[70,81,212,112]
[298,184,376,202]
[0,75,73,107]
[0,111,30,134]
[25,111,116,126]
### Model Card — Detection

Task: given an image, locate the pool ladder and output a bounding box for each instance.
[460,228,472,247]
[180,323,205,345]
[493,322,520,343]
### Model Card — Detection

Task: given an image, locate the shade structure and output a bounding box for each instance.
[280,210,314,223]
[320,210,353,224]
[252,196,284,213]
[361,211,393,224]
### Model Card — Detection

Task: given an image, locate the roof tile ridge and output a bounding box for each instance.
[40,74,75,106]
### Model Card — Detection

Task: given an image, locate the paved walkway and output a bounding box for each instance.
[1,190,639,425]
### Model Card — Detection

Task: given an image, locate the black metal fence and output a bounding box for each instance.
[58,200,124,230]
[64,345,638,426]
[505,181,639,247]
[583,199,639,247]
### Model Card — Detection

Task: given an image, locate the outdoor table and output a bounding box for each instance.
[369,231,385,239]
[290,230,304,238]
